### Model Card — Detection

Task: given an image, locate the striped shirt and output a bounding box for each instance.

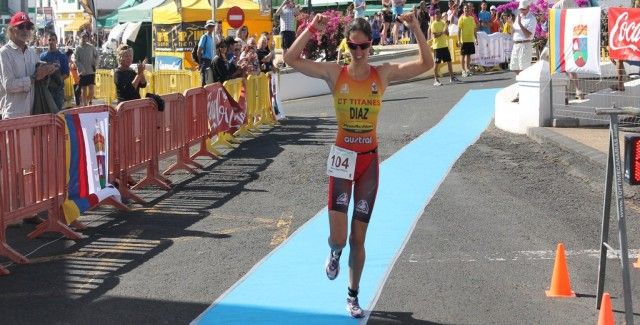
[279,7,297,32]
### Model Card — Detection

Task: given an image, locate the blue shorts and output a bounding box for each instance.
[392,6,403,21]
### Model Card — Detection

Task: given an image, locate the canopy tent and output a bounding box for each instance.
[152,0,272,68]
[98,0,142,28]
[65,16,92,31]
[97,11,118,29]
[118,0,167,23]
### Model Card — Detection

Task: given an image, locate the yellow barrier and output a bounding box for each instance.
[94,69,116,105]
[64,77,74,108]
[152,70,193,95]
[223,78,243,102]
[190,70,202,88]
[273,35,282,50]
[138,70,155,98]
[257,73,276,127]
[448,36,461,65]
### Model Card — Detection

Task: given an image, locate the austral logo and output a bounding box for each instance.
[343,136,373,144]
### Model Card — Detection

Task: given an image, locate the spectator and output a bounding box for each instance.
[477,0,491,34]
[211,41,232,83]
[446,0,459,25]
[40,32,69,111]
[198,20,216,86]
[431,9,460,85]
[239,38,260,75]
[256,33,275,73]
[0,12,57,120]
[501,12,513,35]
[237,25,250,46]
[509,0,537,102]
[457,3,477,77]
[391,0,406,44]
[66,49,81,106]
[417,1,431,39]
[114,45,147,104]
[353,0,366,18]
[337,37,351,65]
[380,5,393,45]
[215,21,224,45]
[489,5,501,33]
[370,13,382,45]
[346,3,355,17]
[275,0,301,64]
[74,31,99,106]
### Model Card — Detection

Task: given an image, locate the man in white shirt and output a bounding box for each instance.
[0,12,56,119]
[509,0,537,75]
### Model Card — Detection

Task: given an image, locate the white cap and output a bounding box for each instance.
[518,1,529,9]
[490,5,497,10]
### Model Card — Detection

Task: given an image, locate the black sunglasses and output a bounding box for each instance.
[347,41,371,50]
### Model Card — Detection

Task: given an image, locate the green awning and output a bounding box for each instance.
[97,11,118,28]
[118,0,143,10]
[118,0,167,23]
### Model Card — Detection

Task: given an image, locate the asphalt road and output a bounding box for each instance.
[2,71,639,324]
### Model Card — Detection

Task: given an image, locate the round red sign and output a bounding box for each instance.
[227,6,245,29]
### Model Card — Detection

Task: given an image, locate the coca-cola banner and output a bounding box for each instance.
[549,7,601,75]
[205,83,247,137]
[608,8,640,61]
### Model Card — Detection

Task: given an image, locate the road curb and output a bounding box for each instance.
[527,127,607,167]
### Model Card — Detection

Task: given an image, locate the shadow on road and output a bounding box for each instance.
[0,116,336,324]
[369,310,446,324]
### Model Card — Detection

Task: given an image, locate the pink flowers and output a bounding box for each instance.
[299,10,352,61]
[496,0,590,40]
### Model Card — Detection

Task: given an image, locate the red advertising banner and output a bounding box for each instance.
[205,83,247,136]
[608,8,640,61]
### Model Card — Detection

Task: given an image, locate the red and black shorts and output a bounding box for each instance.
[328,148,379,223]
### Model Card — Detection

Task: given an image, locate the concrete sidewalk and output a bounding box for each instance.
[527,126,640,169]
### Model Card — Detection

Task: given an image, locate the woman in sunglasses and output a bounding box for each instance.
[284,14,433,319]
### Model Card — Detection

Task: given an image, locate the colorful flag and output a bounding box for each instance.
[62,112,120,223]
[549,7,601,75]
[79,0,96,17]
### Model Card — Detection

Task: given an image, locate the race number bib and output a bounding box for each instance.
[326,145,357,180]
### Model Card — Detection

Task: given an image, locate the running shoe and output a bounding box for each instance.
[450,76,461,83]
[461,71,468,77]
[433,80,442,86]
[346,296,364,318]
[325,250,341,280]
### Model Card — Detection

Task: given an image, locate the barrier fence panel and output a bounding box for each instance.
[204,83,239,151]
[550,73,640,129]
[259,73,277,127]
[184,87,217,162]
[245,75,263,133]
[153,71,193,95]
[58,105,128,212]
[139,70,155,99]
[0,115,79,274]
[190,70,202,89]
[115,98,171,204]
[158,93,196,175]
[95,69,116,105]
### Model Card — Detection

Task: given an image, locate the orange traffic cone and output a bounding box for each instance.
[597,292,615,325]
[545,243,576,297]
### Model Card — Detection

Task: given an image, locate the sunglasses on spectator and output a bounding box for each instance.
[347,40,371,50]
